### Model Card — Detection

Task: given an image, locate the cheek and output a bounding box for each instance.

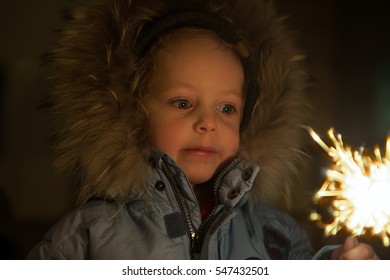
[149,118,186,152]
[231,133,240,154]
[228,119,241,142]
[222,125,240,155]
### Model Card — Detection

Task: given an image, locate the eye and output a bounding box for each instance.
[217,104,236,115]
[172,99,192,109]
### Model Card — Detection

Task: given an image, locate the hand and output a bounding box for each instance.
[331,236,380,260]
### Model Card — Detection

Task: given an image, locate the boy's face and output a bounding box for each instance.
[148,33,244,185]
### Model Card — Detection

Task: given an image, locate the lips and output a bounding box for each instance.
[184,146,217,157]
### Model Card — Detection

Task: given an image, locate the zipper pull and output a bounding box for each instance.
[191,231,201,259]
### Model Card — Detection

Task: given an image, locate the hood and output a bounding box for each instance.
[47,0,310,209]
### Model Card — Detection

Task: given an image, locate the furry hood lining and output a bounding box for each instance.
[48,0,310,209]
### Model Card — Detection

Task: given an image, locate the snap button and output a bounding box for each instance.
[155,181,165,191]
[228,189,240,199]
[241,168,252,181]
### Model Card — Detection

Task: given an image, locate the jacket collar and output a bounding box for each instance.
[149,149,260,208]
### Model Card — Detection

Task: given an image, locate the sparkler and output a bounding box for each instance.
[309,128,390,246]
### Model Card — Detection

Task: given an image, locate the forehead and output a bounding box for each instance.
[152,29,244,93]
[154,27,238,58]
[153,28,243,75]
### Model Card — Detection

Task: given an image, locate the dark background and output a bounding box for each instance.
[1,0,389,259]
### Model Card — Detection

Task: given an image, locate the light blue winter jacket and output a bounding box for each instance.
[27,153,335,260]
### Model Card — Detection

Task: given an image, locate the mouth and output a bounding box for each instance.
[184,146,217,158]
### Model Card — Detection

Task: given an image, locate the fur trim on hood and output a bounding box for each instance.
[47,0,310,209]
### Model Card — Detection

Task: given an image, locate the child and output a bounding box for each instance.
[28,0,379,259]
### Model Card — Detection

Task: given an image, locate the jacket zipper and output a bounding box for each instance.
[161,162,198,258]
[162,157,241,259]
[196,158,241,244]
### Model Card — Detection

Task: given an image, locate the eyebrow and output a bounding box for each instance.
[222,89,244,98]
[161,83,243,98]
[159,83,199,93]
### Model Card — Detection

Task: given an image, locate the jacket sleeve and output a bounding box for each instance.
[26,210,94,260]
[279,211,340,260]
[312,245,340,259]
[281,215,316,260]
[26,232,89,260]
[286,220,339,259]
[260,205,340,260]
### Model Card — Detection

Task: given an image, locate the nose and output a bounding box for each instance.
[193,108,217,133]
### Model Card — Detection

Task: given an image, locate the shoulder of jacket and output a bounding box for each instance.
[42,200,121,245]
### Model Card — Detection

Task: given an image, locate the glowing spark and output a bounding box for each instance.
[309,128,390,247]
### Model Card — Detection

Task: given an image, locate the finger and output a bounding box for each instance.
[343,236,359,252]
[340,243,380,260]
